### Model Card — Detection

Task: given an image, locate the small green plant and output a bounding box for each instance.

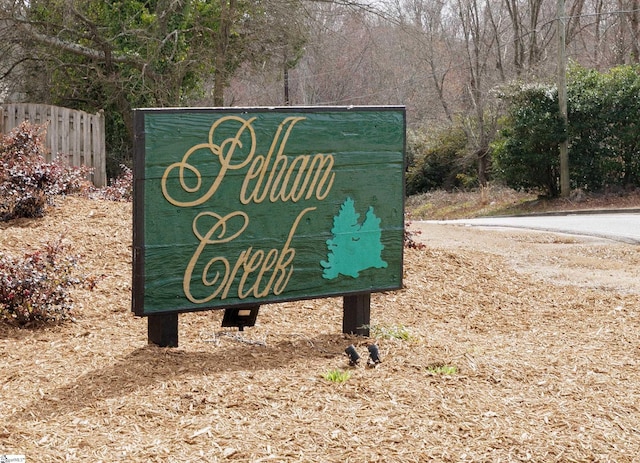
[321,369,351,383]
[426,364,458,375]
[367,324,412,341]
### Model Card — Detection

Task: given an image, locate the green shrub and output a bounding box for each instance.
[406,126,473,195]
[491,83,565,197]
[493,65,640,196]
[568,65,640,190]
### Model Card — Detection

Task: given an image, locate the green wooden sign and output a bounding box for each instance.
[132,106,405,316]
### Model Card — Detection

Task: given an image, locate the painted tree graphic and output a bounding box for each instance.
[321,197,388,279]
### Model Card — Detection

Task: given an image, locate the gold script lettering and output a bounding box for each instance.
[240,118,335,204]
[162,116,257,207]
[184,207,316,302]
[183,211,249,303]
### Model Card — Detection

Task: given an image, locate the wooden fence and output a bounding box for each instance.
[0,103,106,187]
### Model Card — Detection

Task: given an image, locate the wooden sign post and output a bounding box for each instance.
[133,106,405,346]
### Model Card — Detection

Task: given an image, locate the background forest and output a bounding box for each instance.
[2,0,640,197]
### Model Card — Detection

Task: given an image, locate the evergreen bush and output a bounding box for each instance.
[491,83,565,197]
[493,65,640,196]
[406,126,473,195]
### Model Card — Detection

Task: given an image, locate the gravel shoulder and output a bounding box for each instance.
[410,221,640,294]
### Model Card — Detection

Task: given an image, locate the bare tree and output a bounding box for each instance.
[457,0,497,185]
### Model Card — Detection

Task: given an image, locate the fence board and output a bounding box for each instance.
[94,110,106,187]
[48,105,59,163]
[0,103,106,187]
[61,107,69,162]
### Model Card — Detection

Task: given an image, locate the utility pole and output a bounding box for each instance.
[558,0,570,197]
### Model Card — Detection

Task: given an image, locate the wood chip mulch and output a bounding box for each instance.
[1,196,639,462]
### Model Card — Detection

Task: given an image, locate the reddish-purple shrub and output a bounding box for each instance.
[0,238,81,325]
[43,156,94,197]
[404,220,426,250]
[0,122,48,220]
[0,121,94,221]
[97,164,132,202]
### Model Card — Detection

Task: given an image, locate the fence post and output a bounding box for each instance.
[94,109,106,187]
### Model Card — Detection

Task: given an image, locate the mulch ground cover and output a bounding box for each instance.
[1,196,639,462]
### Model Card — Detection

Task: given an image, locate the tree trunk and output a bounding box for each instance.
[616,0,626,64]
[528,0,542,66]
[284,59,291,105]
[213,0,236,106]
[631,0,640,63]
[505,0,524,73]
[594,0,603,65]
[476,148,488,187]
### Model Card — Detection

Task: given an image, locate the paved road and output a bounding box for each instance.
[423,212,640,244]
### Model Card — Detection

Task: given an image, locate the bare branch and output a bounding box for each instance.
[12,19,146,69]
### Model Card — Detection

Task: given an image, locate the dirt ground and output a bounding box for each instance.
[1,196,640,462]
